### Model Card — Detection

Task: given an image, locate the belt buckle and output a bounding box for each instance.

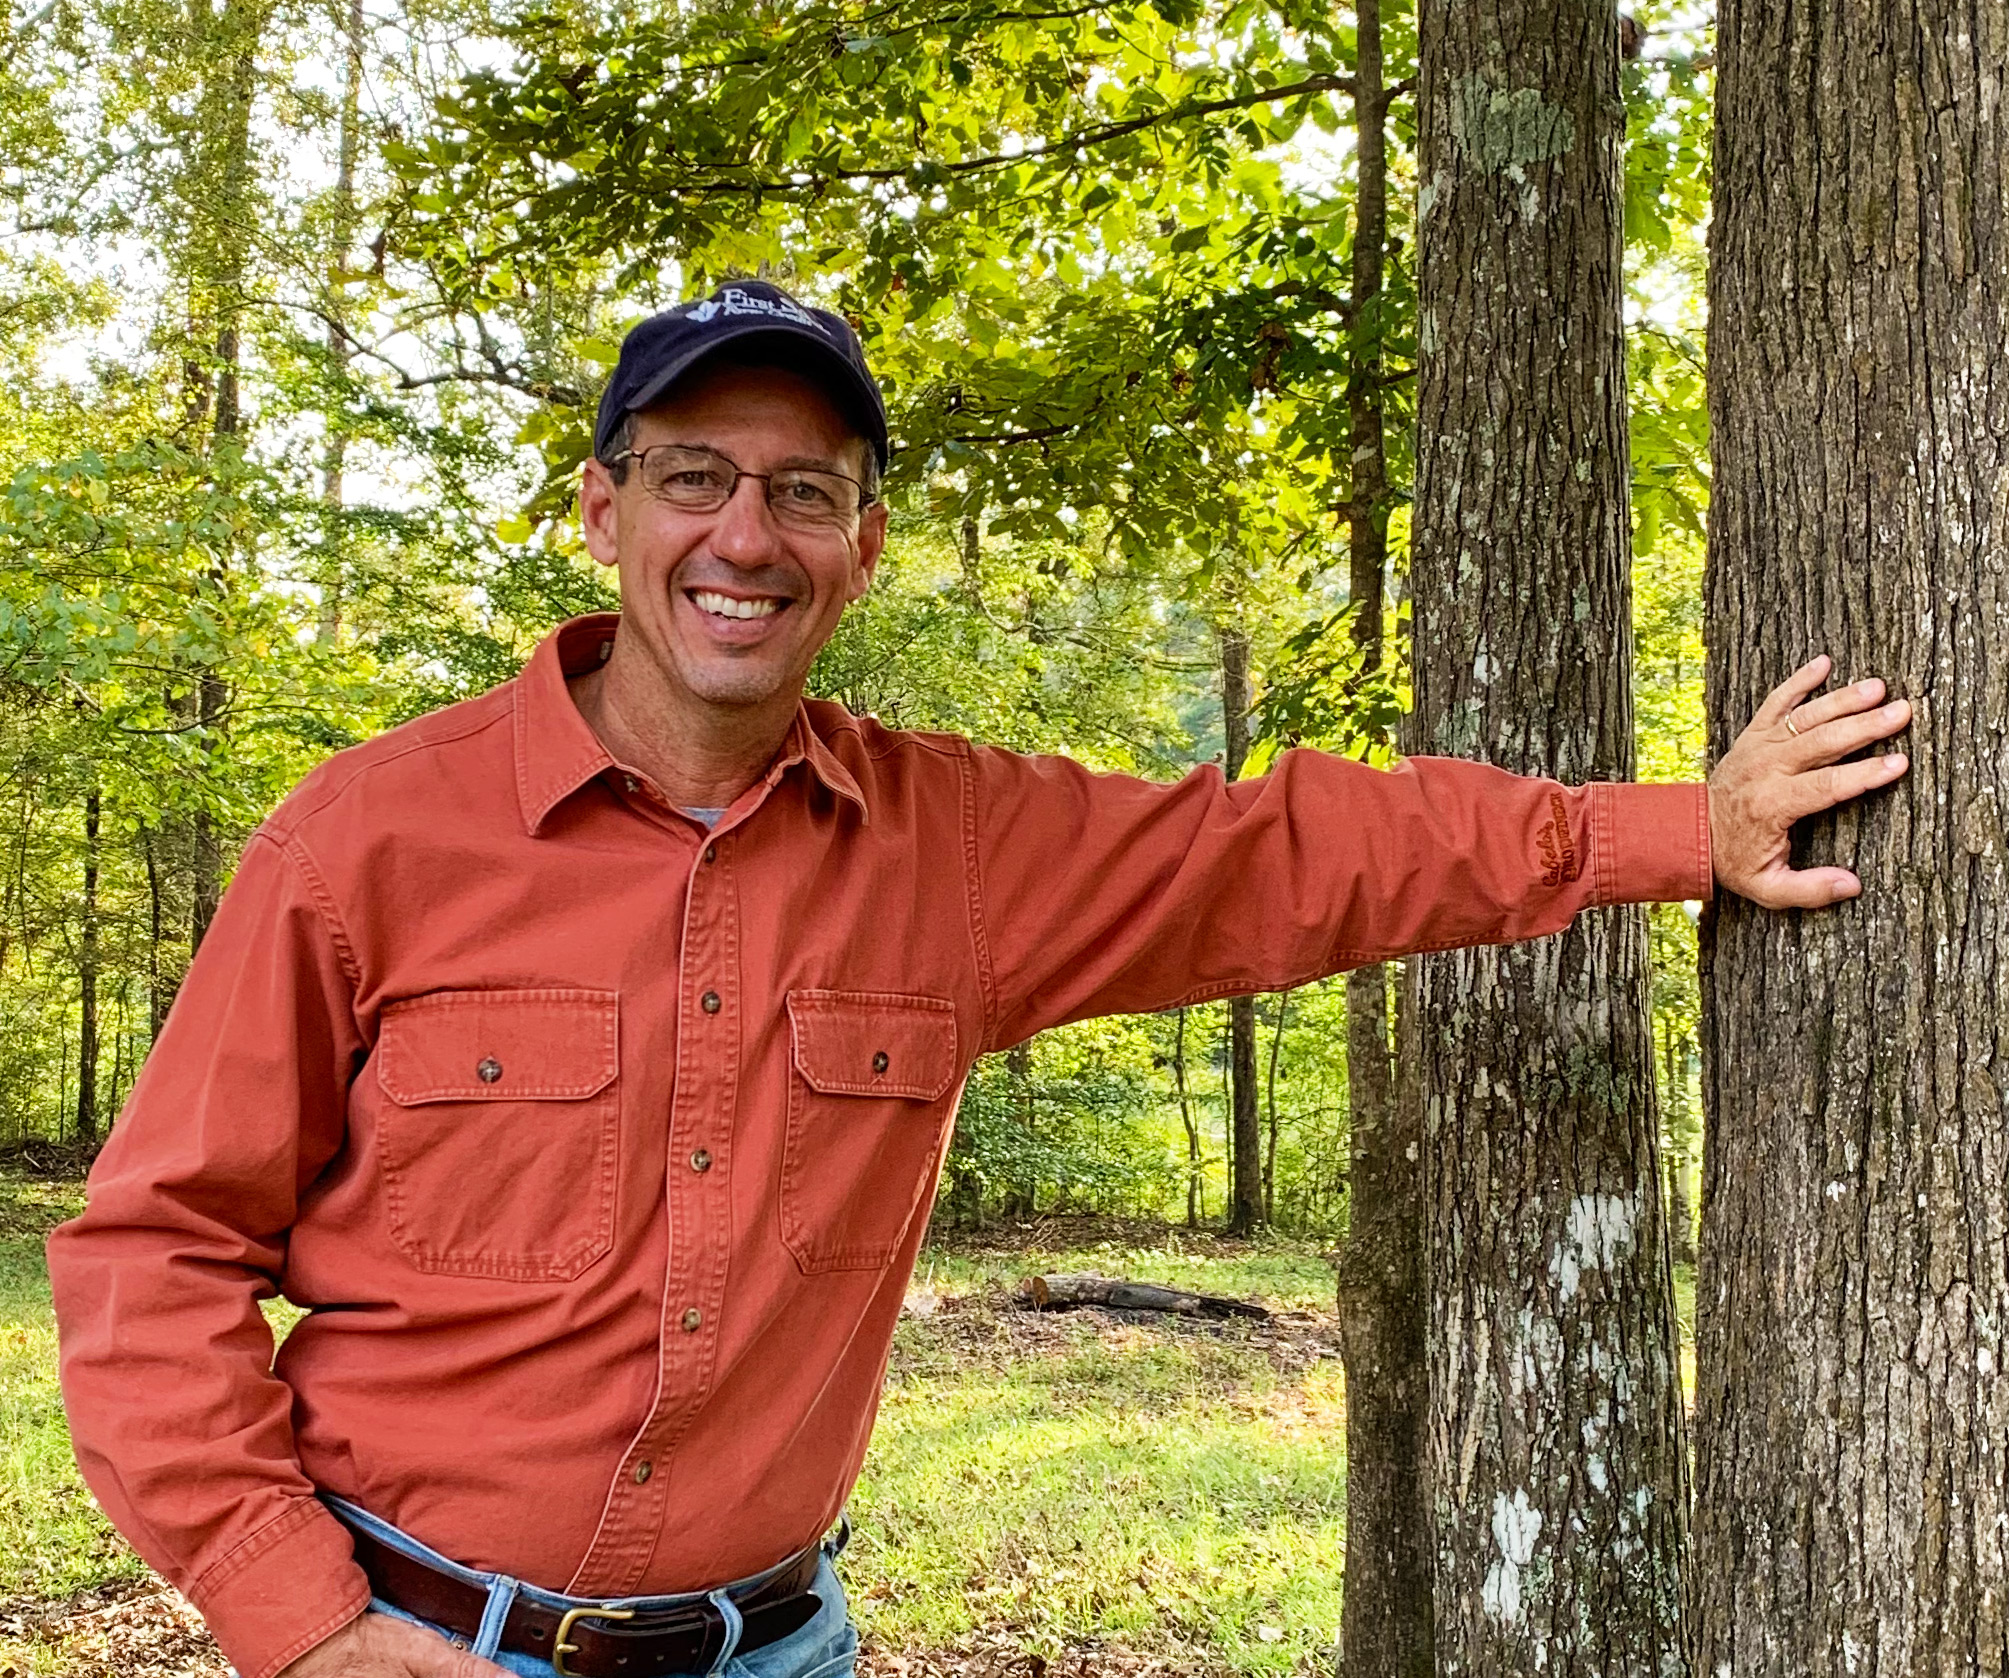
[552,1604,635,1678]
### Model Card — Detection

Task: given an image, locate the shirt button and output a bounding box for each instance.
[700,991,721,1014]
[681,1307,703,1332]
[624,774,638,792]
[690,1149,713,1173]
[477,1057,502,1083]
[704,843,717,864]
[633,1460,653,1484]
[872,1050,890,1074]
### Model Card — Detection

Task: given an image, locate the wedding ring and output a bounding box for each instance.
[1785,713,1802,737]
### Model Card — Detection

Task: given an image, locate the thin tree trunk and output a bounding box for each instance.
[1338,0,1433,1666]
[1411,0,1686,1670]
[1263,991,1288,1223]
[75,782,101,1145]
[185,0,265,956]
[144,828,168,1036]
[1005,1038,1034,1216]
[1174,1008,1201,1228]
[1694,6,2009,1670]
[317,0,364,642]
[1220,625,1263,1235]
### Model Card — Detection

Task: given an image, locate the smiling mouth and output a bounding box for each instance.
[689,589,787,621]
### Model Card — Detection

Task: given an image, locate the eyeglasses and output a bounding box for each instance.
[608,444,874,531]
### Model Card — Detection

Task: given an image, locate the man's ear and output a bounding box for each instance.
[579,458,621,569]
[848,500,889,603]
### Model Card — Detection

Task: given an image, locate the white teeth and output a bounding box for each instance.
[691,591,781,620]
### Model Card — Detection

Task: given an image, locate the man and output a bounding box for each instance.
[49,280,1911,1678]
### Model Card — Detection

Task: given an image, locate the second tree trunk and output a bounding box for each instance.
[1410,0,1687,1671]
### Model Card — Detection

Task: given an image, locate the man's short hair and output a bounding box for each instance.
[597,346,882,503]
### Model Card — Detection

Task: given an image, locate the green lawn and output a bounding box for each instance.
[851,1226,1346,1675]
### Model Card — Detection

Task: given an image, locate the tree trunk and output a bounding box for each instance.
[1005,1038,1034,1216]
[1694,6,2009,1671]
[1338,0,1433,1666]
[1264,992,1288,1222]
[1410,0,1687,1671]
[184,0,264,957]
[317,0,364,643]
[1174,1007,1201,1228]
[1220,625,1263,1235]
[75,782,101,1146]
[1341,963,1432,1678]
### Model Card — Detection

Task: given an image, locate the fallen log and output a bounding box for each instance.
[1017,1273,1270,1320]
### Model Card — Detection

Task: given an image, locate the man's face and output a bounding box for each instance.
[579,361,887,713]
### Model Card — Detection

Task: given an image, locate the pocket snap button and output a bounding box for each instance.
[872,1050,889,1074]
[477,1057,502,1083]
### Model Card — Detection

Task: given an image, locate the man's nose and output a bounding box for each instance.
[706,474,783,562]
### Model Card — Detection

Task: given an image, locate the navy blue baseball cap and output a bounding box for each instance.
[593,280,888,471]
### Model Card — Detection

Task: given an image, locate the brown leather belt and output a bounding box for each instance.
[348,1526,826,1678]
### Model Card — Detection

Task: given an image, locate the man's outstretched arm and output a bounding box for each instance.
[967,656,1911,1049]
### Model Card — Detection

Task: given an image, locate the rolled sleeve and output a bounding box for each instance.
[187,1499,370,1678]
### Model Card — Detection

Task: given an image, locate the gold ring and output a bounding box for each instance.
[1785,713,1802,738]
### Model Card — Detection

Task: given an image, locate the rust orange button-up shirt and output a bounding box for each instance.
[49,614,1710,1678]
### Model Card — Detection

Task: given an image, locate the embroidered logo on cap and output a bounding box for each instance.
[685,287,829,334]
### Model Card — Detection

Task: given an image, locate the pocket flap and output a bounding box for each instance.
[377,988,619,1104]
[787,990,959,1101]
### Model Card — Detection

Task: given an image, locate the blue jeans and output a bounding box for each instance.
[324,1497,860,1678]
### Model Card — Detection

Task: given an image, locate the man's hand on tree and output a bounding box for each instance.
[276,1611,509,1678]
[1708,654,1911,908]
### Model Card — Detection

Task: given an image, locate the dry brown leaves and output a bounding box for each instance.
[0,1577,227,1677]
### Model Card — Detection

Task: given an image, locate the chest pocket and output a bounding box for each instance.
[780,989,961,1275]
[374,988,620,1282]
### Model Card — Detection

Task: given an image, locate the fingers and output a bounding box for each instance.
[1785,749,1909,821]
[1782,674,1884,740]
[1785,697,1911,770]
[1752,654,1833,728]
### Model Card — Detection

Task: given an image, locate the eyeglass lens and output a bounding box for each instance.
[637,446,860,527]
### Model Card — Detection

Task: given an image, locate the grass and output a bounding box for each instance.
[851,1223,1346,1675]
[0,1174,143,1604]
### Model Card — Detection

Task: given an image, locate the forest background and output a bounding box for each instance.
[0,0,1714,1239]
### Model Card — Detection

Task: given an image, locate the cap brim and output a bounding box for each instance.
[616,324,887,468]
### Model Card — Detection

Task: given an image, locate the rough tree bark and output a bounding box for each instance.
[1337,0,1432,1665]
[1220,623,1263,1235]
[1695,6,2009,1672]
[1410,0,1687,1671]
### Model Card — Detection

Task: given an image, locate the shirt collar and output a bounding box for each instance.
[513,614,870,836]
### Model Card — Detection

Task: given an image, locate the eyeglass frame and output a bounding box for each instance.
[604,442,878,524]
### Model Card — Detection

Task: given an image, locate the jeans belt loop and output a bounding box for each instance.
[474,1574,520,1660]
[704,1585,747,1675]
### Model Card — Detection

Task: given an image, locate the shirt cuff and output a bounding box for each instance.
[1587,781,1712,906]
[186,1498,371,1678]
